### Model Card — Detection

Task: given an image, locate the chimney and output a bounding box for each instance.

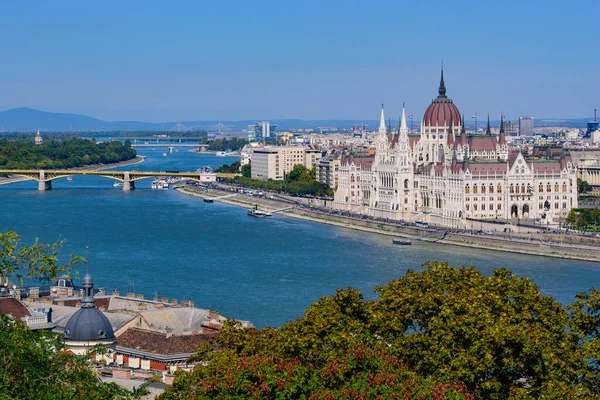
[29,287,40,301]
[126,292,135,298]
[135,293,144,299]
[161,297,169,304]
[112,289,120,296]
[171,299,178,305]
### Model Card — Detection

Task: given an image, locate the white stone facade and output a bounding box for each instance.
[333,75,578,227]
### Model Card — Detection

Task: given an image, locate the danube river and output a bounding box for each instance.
[1,147,599,328]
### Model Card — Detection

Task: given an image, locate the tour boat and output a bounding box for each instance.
[113,182,124,188]
[392,239,412,245]
[67,176,73,181]
[247,205,272,218]
[216,151,227,157]
[151,179,168,190]
[203,198,215,203]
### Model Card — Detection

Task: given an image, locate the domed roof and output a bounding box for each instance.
[423,69,461,127]
[63,273,114,342]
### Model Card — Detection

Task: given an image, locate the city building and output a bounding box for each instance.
[333,70,578,227]
[317,150,342,189]
[502,119,519,137]
[250,146,322,181]
[586,109,598,138]
[519,116,534,137]
[248,122,277,142]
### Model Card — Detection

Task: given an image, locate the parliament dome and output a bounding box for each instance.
[422,69,461,127]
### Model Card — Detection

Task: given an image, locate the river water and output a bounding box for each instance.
[1,147,599,328]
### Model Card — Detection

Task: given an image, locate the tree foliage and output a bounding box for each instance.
[228,164,333,197]
[0,231,83,286]
[161,262,600,399]
[0,315,145,399]
[0,138,136,169]
[578,178,592,194]
[202,138,248,152]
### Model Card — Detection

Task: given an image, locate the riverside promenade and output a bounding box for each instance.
[177,183,600,263]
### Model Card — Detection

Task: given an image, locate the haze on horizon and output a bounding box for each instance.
[0,0,598,123]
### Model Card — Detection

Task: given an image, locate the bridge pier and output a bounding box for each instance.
[123,180,135,191]
[122,173,135,191]
[38,171,51,191]
[38,180,52,191]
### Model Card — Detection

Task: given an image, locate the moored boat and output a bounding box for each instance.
[392,239,412,245]
[247,204,272,218]
[203,198,215,203]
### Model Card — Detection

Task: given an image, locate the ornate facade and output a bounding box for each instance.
[333,71,578,227]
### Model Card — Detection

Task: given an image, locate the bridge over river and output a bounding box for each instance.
[0,169,238,191]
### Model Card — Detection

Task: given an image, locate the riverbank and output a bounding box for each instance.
[0,156,145,186]
[176,184,600,263]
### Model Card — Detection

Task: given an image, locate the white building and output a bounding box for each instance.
[333,71,578,227]
[250,146,322,181]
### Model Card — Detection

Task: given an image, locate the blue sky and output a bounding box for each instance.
[0,0,598,122]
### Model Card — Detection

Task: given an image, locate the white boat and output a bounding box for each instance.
[162,152,167,156]
[216,151,227,157]
[247,205,272,218]
[67,176,73,181]
[113,182,124,188]
[151,179,169,190]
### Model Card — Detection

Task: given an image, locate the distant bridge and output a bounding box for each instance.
[130,143,203,148]
[0,169,238,191]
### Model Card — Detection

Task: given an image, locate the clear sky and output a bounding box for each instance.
[0,0,598,122]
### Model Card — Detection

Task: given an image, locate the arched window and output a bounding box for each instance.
[481,185,486,193]
[546,183,551,192]
[466,204,470,211]
[465,185,470,194]
[474,204,478,211]
[516,185,520,193]
[473,185,478,194]
[404,179,409,189]
[489,185,494,194]
[539,203,543,209]
[497,185,502,193]
[554,184,559,192]
[562,184,567,192]
[521,184,526,194]
[510,184,514,193]
[539,183,543,192]
[562,202,566,209]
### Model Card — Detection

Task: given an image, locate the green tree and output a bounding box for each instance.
[578,178,592,194]
[0,315,146,399]
[161,262,600,399]
[0,231,83,285]
[241,163,251,178]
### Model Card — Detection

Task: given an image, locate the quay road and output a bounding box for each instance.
[185,182,600,261]
[0,168,238,191]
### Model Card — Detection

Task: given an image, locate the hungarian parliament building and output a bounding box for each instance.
[332,71,578,227]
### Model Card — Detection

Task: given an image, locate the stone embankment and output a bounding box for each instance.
[177,184,600,263]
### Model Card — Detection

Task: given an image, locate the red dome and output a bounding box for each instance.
[422,69,461,127]
[423,98,461,127]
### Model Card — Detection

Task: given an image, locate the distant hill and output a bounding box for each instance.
[0,107,593,132]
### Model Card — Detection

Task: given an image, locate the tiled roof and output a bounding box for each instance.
[0,297,31,320]
[117,327,215,355]
[341,156,374,168]
[468,136,497,151]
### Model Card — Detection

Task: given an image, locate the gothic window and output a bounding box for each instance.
[562,184,567,192]
[473,185,478,194]
[498,204,502,210]
[465,185,470,194]
[490,204,494,210]
[546,183,551,192]
[555,203,559,209]
[497,185,502,193]
[539,183,543,192]
[539,203,543,209]
[563,202,566,209]
[482,204,486,211]
[489,185,494,194]
[404,179,409,189]
[474,204,478,211]
[466,204,470,211]
[516,185,520,193]
[481,185,486,194]
[510,184,514,194]
[521,184,526,193]
[554,184,559,192]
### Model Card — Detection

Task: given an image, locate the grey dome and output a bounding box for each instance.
[64,307,115,341]
[63,273,114,342]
